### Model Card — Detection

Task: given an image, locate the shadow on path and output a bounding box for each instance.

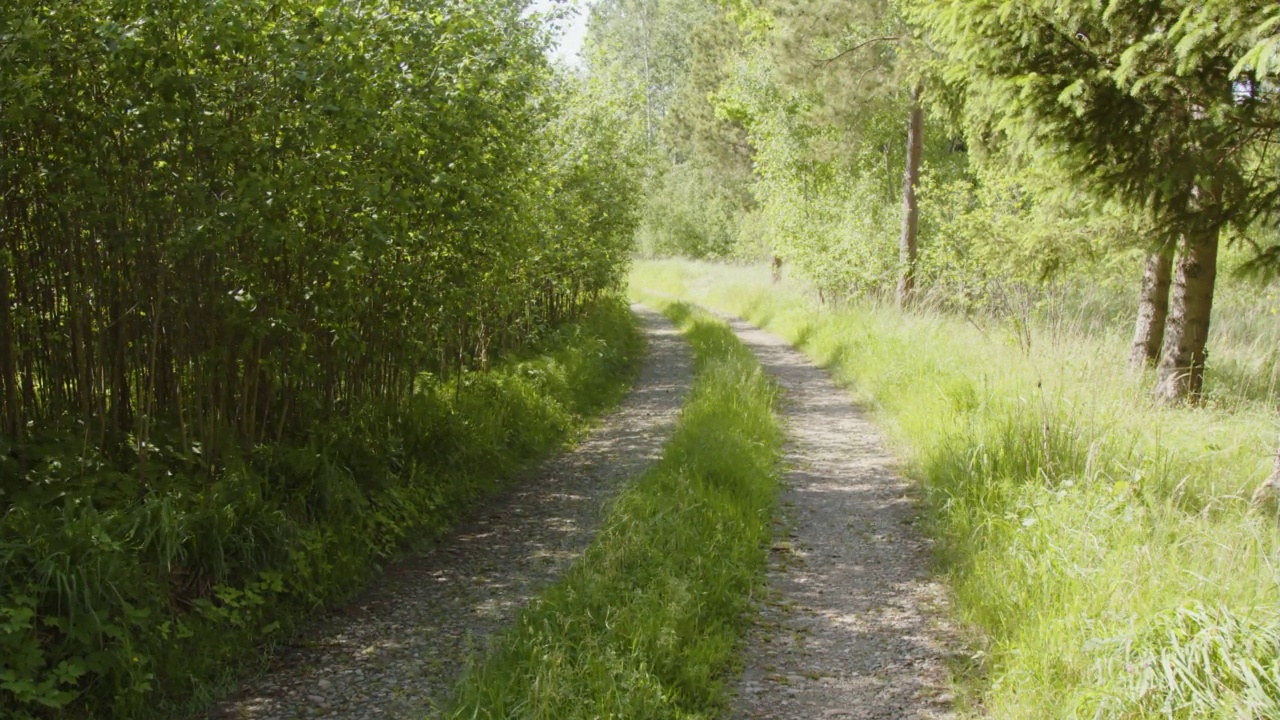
[200,305,694,720]
[725,314,959,720]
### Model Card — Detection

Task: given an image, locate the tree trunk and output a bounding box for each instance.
[0,262,18,438]
[1250,431,1280,508]
[1128,245,1174,370]
[1155,231,1218,403]
[638,3,654,152]
[897,84,924,307]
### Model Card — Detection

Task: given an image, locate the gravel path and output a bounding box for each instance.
[200,304,693,720]
[724,315,958,720]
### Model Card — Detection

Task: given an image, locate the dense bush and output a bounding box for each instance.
[0,0,638,458]
[0,300,642,718]
[635,164,742,260]
[0,0,644,715]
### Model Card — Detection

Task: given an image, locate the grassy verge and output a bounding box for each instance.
[1,300,642,719]
[445,299,783,719]
[633,260,1280,719]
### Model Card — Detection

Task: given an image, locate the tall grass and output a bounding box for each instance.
[1000,268,1280,409]
[445,300,783,719]
[633,260,1280,719]
[0,300,643,719]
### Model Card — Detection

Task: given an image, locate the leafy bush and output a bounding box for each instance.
[0,0,647,713]
[0,0,642,474]
[0,300,642,718]
[636,163,744,260]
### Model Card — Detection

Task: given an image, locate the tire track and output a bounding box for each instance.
[200,304,693,720]
[724,314,958,720]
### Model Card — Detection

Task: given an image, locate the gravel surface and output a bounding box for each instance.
[198,304,693,720]
[724,315,959,720]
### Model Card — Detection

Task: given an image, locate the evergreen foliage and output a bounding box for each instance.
[588,0,1280,398]
[912,0,1280,243]
[608,0,1280,707]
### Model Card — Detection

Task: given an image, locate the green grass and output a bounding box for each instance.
[0,299,643,719]
[445,299,783,720]
[632,260,1280,720]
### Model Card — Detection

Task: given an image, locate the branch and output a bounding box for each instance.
[821,36,900,66]
[1026,8,1110,71]
[1246,127,1277,193]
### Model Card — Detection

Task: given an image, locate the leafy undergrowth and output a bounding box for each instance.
[0,300,642,719]
[632,260,1280,720]
[445,299,783,719]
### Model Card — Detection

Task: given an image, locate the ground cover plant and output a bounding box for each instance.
[633,259,1280,719]
[0,0,647,714]
[1,300,642,718]
[444,299,783,719]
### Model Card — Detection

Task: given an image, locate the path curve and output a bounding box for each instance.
[201,304,693,720]
[724,315,957,720]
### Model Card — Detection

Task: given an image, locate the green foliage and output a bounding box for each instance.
[585,0,760,260]
[1099,603,1280,718]
[0,0,643,456]
[0,0,648,713]
[636,163,742,259]
[635,260,1280,720]
[587,0,1280,323]
[0,301,643,718]
[911,0,1280,245]
[704,11,972,286]
[915,160,1151,309]
[445,300,783,719]
[536,73,648,298]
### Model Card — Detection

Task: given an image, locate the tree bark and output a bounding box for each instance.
[1250,431,1280,508]
[0,262,18,438]
[637,2,654,152]
[1128,245,1174,370]
[897,84,924,307]
[1155,231,1218,403]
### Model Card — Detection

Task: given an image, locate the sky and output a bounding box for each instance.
[528,0,592,66]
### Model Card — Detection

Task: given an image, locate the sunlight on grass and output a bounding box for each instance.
[444,299,784,719]
[633,259,1280,720]
[0,300,644,719]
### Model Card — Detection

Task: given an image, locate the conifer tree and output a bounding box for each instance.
[914,0,1280,401]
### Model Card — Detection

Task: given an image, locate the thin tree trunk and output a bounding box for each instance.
[897,84,924,308]
[1155,231,1218,403]
[638,3,654,152]
[1128,244,1174,369]
[1250,431,1280,508]
[0,263,19,438]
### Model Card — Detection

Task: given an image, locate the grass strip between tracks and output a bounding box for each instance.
[633,259,1280,720]
[446,298,784,719]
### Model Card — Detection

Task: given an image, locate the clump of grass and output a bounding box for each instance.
[1096,602,1280,719]
[633,259,1280,719]
[0,299,643,719]
[445,300,783,719]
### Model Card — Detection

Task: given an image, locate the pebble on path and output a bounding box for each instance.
[197,305,693,720]
[723,313,960,720]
